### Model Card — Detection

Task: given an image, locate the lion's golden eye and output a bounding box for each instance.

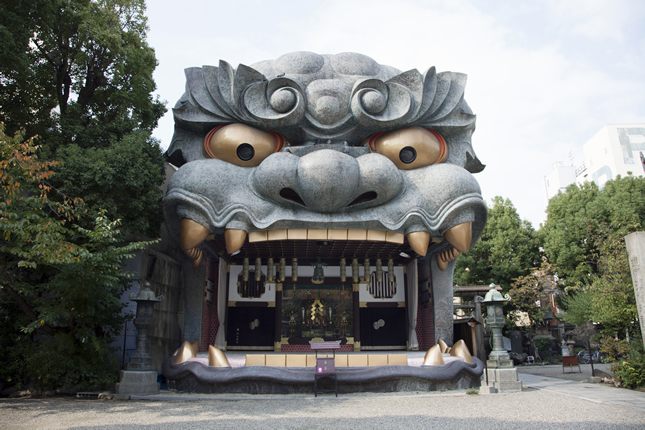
[204,123,285,167]
[364,126,447,170]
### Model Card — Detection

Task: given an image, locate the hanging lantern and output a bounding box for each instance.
[255,258,261,281]
[340,258,346,283]
[279,258,286,282]
[267,258,274,282]
[311,258,326,284]
[376,259,383,279]
[388,259,394,283]
[363,259,370,282]
[243,258,249,282]
[352,259,359,283]
[292,257,298,282]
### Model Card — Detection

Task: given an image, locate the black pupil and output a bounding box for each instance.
[237,143,255,161]
[399,146,417,164]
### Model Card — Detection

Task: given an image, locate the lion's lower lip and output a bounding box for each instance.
[247,229,405,244]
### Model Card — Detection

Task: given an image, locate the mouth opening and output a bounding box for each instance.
[203,227,441,267]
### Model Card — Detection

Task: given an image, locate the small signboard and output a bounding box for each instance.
[316,358,335,374]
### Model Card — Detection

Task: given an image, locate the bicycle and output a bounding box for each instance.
[577,347,608,364]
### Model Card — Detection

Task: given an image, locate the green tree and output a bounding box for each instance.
[0,124,152,390]
[0,0,166,237]
[541,181,601,287]
[454,196,541,292]
[508,259,558,330]
[506,259,560,355]
[542,175,645,289]
[560,223,638,338]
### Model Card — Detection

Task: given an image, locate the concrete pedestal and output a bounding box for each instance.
[115,370,160,395]
[480,360,523,394]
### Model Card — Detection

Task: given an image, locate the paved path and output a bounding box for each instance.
[517,362,613,382]
[519,372,645,414]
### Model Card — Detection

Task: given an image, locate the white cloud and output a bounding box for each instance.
[548,0,645,42]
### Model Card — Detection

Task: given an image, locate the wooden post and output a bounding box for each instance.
[474,296,485,362]
[353,283,360,351]
[274,283,283,352]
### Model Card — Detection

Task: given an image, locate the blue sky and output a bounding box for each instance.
[146,0,645,229]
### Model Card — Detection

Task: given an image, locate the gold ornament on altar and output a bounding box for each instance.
[310,299,324,321]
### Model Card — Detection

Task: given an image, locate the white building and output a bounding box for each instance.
[544,162,576,202]
[575,124,645,187]
[544,124,645,202]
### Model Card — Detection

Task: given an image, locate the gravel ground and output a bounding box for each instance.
[2,387,645,429]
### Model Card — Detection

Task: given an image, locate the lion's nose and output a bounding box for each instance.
[295,149,360,213]
[252,149,403,213]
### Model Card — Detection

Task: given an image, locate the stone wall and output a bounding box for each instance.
[201,258,220,352]
[147,224,186,371]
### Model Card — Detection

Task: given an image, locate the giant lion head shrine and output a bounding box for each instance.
[145,52,489,393]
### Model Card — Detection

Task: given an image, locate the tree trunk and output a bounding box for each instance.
[1,285,55,336]
[587,339,595,377]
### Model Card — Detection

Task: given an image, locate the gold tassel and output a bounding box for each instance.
[267,258,274,282]
[255,258,261,282]
[363,258,370,283]
[279,258,286,282]
[352,259,359,283]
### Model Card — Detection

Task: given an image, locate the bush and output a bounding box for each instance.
[535,338,552,360]
[600,336,631,362]
[24,335,121,391]
[611,342,645,389]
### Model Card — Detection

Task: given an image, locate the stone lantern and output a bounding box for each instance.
[479,284,522,394]
[481,284,511,362]
[116,281,164,396]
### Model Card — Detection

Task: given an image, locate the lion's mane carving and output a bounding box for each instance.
[167,52,483,173]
